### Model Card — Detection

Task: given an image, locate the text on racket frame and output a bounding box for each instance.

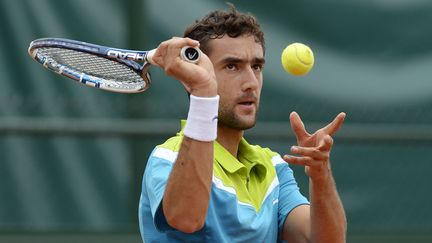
[107,50,146,61]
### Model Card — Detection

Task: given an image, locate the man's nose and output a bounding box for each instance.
[240,66,260,91]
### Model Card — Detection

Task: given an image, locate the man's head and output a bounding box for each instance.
[184,6,265,131]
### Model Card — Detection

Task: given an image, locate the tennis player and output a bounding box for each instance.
[139,6,347,243]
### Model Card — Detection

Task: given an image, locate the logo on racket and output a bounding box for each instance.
[186,50,198,60]
[181,47,200,63]
[107,50,145,61]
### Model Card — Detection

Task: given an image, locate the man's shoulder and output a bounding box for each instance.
[146,135,183,165]
[156,134,184,152]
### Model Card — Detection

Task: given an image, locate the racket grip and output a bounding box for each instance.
[146,46,200,65]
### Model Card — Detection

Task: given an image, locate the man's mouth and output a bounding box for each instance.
[238,101,254,106]
[236,93,258,109]
[237,97,257,109]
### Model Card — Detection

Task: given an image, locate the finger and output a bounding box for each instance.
[283,154,314,167]
[322,112,346,136]
[289,112,309,141]
[291,145,329,161]
[167,37,200,47]
[152,41,170,66]
[161,38,204,76]
[317,135,334,152]
[167,39,199,60]
[156,38,200,63]
[184,37,200,47]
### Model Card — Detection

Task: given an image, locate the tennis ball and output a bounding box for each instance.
[281,43,314,76]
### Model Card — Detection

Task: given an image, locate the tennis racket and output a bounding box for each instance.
[28,38,200,93]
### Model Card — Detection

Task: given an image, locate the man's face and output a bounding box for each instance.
[207,35,264,130]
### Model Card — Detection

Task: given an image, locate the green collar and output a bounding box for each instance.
[179,120,267,179]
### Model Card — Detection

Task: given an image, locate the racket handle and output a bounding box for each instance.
[146,46,200,65]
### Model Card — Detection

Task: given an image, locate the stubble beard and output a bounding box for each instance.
[217,102,259,131]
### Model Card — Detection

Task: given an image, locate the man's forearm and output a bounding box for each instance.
[162,137,214,233]
[310,172,347,243]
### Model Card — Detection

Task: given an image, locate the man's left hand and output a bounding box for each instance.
[283,112,346,181]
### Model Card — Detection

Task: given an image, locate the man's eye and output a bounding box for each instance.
[253,64,263,71]
[226,64,237,70]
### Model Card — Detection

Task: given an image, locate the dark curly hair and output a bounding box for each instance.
[184,4,265,55]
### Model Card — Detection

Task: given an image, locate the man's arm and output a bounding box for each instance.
[162,137,214,233]
[151,37,218,233]
[282,112,347,243]
[308,164,347,243]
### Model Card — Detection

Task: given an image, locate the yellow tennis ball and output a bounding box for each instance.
[281,43,314,76]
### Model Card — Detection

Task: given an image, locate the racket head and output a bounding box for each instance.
[28,38,151,93]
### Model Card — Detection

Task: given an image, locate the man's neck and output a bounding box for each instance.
[216,125,244,158]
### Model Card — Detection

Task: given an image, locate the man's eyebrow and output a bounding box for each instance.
[254,57,265,65]
[221,56,266,64]
[221,57,243,64]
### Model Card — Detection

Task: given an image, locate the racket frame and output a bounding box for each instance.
[28,38,152,93]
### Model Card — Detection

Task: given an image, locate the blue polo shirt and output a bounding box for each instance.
[139,122,309,242]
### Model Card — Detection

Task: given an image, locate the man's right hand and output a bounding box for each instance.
[151,37,218,97]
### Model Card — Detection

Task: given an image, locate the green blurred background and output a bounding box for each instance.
[1,0,432,242]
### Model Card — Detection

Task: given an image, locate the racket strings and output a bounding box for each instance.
[39,47,143,85]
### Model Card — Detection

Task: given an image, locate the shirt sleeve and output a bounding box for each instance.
[273,155,310,233]
[143,147,178,232]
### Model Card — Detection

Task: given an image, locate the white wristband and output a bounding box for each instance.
[184,95,219,142]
